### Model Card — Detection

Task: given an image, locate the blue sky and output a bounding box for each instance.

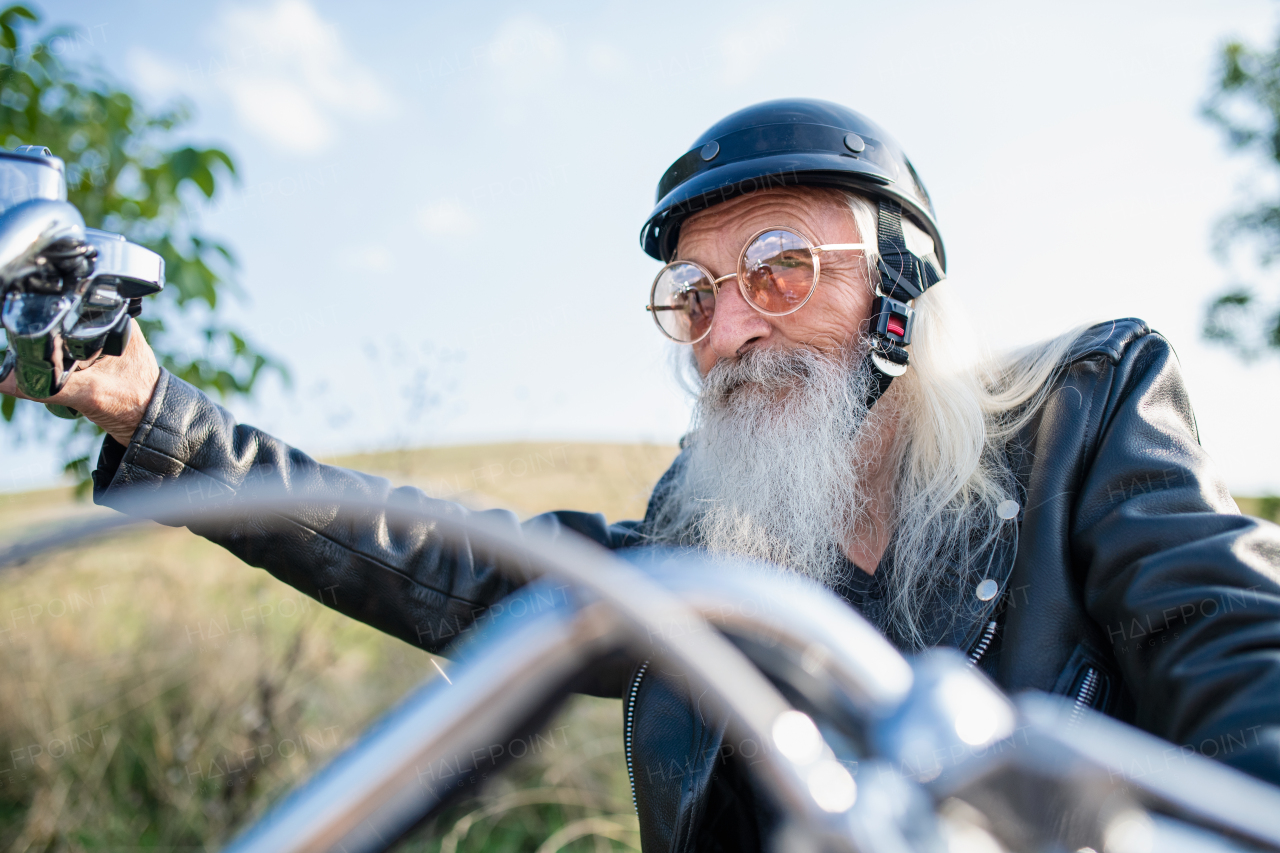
[8,0,1280,495]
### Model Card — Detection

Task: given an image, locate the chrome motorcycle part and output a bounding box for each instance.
[0,148,164,411]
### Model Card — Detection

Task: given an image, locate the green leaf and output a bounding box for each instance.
[1203,27,1280,360]
[1,393,14,421]
[1,5,37,24]
[1216,290,1252,308]
[205,147,237,179]
[168,146,198,181]
[191,163,215,198]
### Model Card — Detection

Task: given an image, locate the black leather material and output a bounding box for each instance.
[629,661,730,852]
[94,318,1280,852]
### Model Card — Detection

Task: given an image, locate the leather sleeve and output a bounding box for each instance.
[1071,332,1280,783]
[91,369,644,655]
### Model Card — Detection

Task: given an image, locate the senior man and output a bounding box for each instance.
[7,99,1280,851]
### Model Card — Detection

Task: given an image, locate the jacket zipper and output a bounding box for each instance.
[967,620,998,666]
[1068,666,1100,727]
[624,660,650,813]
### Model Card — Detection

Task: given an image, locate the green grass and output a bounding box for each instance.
[1235,495,1280,524]
[0,441,678,852]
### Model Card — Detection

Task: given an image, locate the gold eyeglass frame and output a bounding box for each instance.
[645,226,866,344]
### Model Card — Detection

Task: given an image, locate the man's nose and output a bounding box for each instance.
[706,277,773,359]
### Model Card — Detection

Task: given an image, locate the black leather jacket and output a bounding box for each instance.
[92,319,1280,852]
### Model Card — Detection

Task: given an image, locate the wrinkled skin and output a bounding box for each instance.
[677,187,875,373]
[0,318,159,446]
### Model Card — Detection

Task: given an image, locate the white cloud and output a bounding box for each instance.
[717,19,798,87]
[217,0,392,116]
[338,241,395,273]
[133,0,396,154]
[223,77,332,153]
[416,200,479,239]
[584,42,626,76]
[485,15,567,100]
[125,46,181,99]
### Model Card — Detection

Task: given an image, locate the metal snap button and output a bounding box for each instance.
[843,133,865,153]
[700,141,720,161]
[975,578,998,601]
[996,499,1020,520]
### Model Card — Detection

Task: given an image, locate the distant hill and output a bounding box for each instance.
[327,441,680,521]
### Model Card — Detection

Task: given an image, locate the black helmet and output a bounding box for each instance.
[640,98,945,272]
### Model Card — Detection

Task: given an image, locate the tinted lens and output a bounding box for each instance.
[740,229,816,314]
[650,263,716,342]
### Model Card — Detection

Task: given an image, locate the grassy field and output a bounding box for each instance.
[0,442,679,853]
[1236,495,1280,525]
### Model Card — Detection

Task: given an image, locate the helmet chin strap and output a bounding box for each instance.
[862,200,946,409]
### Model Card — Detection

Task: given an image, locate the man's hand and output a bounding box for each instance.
[0,318,160,446]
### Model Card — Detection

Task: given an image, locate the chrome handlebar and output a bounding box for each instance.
[3,492,1279,853]
[0,146,164,415]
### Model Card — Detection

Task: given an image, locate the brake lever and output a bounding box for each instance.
[0,146,164,418]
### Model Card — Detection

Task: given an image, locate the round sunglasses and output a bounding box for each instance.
[646,227,866,344]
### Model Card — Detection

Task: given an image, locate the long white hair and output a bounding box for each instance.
[655,192,1092,650]
[843,194,1091,647]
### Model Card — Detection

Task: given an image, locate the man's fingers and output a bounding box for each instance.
[0,363,28,401]
[0,321,157,436]
[0,355,82,403]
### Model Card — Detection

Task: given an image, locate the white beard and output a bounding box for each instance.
[648,344,890,587]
